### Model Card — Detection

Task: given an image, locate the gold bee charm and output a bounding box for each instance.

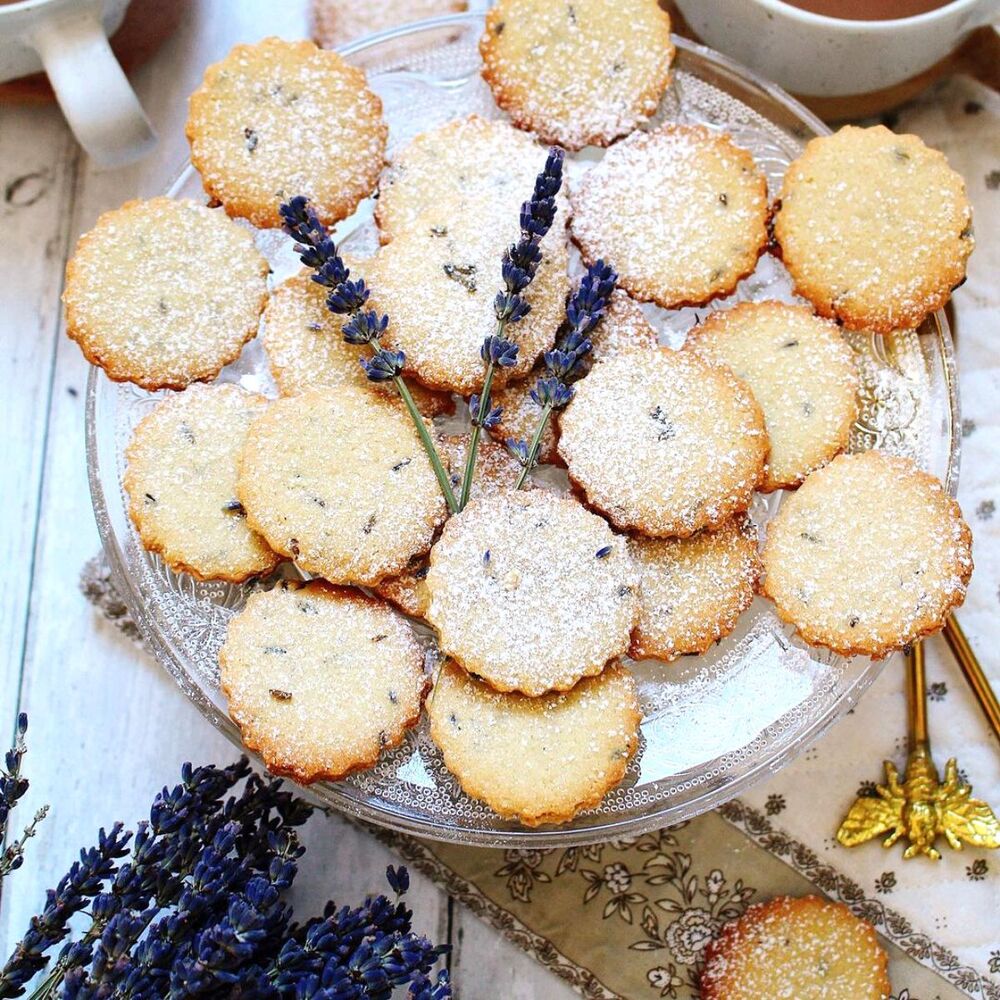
[838,640,1000,860]
[837,744,1000,860]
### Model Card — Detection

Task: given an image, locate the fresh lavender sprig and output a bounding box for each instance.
[459,148,565,510]
[512,260,617,489]
[279,197,458,514]
[0,714,48,882]
[0,757,449,999]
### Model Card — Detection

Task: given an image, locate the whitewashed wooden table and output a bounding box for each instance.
[0,3,569,996]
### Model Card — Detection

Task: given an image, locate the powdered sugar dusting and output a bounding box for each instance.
[480,0,674,150]
[187,37,387,229]
[687,301,860,491]
[375,114,566,240]
[559,349,768,537]
[701,895,890,1000]
[262,267,452,416]
[629,516,761,662]
[571,125,769,308]
[220,581,427,783]
[775,125,973,332]
[64,198,268,390]
[762,451,973,657]
[428,660,640,825]
[374,434,526,617]
[370,203,570,393]
[237,387,447,586]
[124,384,280,582]
[426,491,639,694]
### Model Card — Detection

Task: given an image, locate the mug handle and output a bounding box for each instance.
[30,5,156,167]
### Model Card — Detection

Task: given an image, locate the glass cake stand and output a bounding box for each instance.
[86,14,961,848]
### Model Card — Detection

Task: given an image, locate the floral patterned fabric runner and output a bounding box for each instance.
[365,807,977,1000]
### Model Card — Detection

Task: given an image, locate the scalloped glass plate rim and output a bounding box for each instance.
[85,15,961,848]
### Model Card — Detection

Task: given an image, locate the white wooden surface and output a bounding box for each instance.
[0,4,571,997]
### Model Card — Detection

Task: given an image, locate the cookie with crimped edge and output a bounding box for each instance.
[373,434,526,618]
[220,581,429,784]
[370,204,570,394]
[428,660,641,827]
[375,115,569,243]
[559,349,768,538]
[262,265,453,417]
[586,289,659,363]
[237,386,447,587]
[629,516,761,662]
[701,895,891,1000]
[311,0,467,51]
[124,384,280,583]
[773,125,973,333]
[479,0,674,150]
[63,197,269,391]
[571,125,769,308]
[686,301,859,492]
[761,451,973,658]
[186,37,387,229]
[426,490,639,695]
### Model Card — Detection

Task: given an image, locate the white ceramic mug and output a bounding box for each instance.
[0,0,155,166]
[673,0,1000,99]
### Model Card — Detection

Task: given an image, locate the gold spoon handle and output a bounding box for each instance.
[943,615,1000,743]
[906,641,930,750]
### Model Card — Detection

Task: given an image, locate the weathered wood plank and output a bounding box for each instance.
[0,105,79,740]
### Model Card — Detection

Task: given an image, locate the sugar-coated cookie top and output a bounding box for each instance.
[762,451,973,657]
[428,660,641,826]
[702,895,891,1000]
[480,0,674,149]
[64,197,269,390]
[426,490,639,695]
[124,384,280,583]
[774,125,973,332]
[687,301,859,491]
[187,37,387,228]
[220,581,427,783]
[559,348,768,537]
[571,125,769,307]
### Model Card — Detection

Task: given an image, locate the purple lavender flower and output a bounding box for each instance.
[360,349,405,382]
[0,758,449,998]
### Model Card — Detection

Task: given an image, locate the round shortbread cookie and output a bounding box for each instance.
[686,302,859,492]
[373,434,526,618]
[761,451,973,658]
[311,0,467,51]
[479,0,674,150]
[186,37,387,229]
[220,581,428,783]
[63,198,269,391]
[571,126,769,308]
[428,660,641,826]
[237,386,448,586]
[124,385,280,583]
[370,208,570,394]
[701,895,891,1000]
[375,115,567,243]
[559,349,768,537]
[426,491,639,695]
[629,516,761,662]
[774,125,973,332]
[262,268,453,417]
